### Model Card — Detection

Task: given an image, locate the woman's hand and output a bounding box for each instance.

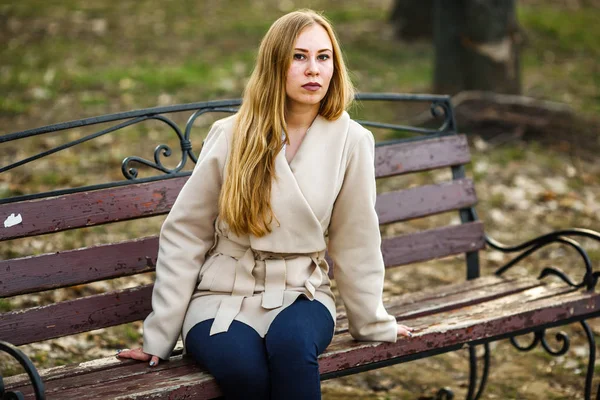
[397,323,415,338]
[116,347,160,367]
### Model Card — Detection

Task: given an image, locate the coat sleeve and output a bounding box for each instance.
[142,121,228,359]
[327,130,398,343]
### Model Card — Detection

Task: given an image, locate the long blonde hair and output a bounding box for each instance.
[219,9,355,237]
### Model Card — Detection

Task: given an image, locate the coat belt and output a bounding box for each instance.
[208,235,325,335]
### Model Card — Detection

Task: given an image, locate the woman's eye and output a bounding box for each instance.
[293,53,306,60]
[318,54,330,61]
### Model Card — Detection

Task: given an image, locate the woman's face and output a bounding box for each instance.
[285,24,334,112]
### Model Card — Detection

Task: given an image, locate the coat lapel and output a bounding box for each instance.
[249,112,350,253]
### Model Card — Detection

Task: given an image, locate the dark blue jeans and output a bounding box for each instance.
[185,295,335,400]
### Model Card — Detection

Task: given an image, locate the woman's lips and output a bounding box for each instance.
[302,83,321,91]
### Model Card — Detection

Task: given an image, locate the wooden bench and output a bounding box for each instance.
[2,94,600,400]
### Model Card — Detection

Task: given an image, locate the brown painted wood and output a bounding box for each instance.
[1,237,159,297]
[375,178,477,225]
[3,184,479,296]
[0,177,186,241]
[0,286,153,346]
[334,276,541,332]
[7,280,600,400]
[375,134,470,178]
[381,221,485,268]
[0,135,470,241]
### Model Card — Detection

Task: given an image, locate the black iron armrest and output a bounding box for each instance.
[488,228,600,291]
[0,340,45,400]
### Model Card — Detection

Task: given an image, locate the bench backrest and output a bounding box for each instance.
[0,94,484,347]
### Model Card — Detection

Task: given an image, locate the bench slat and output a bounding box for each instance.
[7,280,600,400]
[334,276,541,332]
[0,135,471,241]
[0,178,185,242]
[0,285,153,346]
[0,269,518,348]
[381,221,485,267]
[1,238,159,298]
[375,134,470,178]
[2,219,483,297]
[376,178,476,225]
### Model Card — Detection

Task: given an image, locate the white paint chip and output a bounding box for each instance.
[3,213,23,228]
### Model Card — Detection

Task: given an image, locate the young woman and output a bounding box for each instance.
[117,9,413,399]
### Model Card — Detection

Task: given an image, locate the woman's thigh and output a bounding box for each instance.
[186,319,270,400]
[265,296,335,363]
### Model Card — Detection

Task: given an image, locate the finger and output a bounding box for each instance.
[149,355,160,367]
[398,324,415,332]
[129,349,152,362]
[397,326,413,338]
[116,348,130,358]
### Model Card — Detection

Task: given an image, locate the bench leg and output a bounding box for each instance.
[466,343,490,400]
[509,320,599,400]
[435,343,490,400]
[0,341,45,400]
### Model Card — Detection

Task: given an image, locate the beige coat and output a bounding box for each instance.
[142,111,398,360]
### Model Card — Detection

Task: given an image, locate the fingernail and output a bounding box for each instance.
[149,361,156,367]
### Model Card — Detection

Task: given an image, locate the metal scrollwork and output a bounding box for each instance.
[121,115,193,179]
[510,324,600,400]
[0,341,45,400]
[430,99,455,133]
[121,107,240,180]
[511,329,570,356]
[435,387,454,400]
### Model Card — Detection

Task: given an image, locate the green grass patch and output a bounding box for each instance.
[519,5,600,57]
[0,299,14,312]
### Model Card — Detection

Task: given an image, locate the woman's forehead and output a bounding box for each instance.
[294,24,332,51]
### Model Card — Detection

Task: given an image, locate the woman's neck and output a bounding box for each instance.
[285,103,319,133]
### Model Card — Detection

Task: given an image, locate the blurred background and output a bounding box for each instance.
[1,0,600,398]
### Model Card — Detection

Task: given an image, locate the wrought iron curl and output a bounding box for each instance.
[510,328,570,360]
[121,115,192,180]
[0,341,45,400]
[510,331,541,352]
[435,388,454,400]
[122,106,242,179]
[490,230,600,291]
[510,323,596,400]
[541,331,570,356]
[430,100,453,133]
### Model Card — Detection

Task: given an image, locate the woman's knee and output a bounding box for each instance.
[186,320,270,398]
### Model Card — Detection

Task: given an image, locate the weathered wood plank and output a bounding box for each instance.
[8,280,600,400]
[1,237,159,297]
[335,276,541,333]
[375,134,470,178]
[0,177,186,241]
[380,221,485,268]
[0,135,470,241]
[0,286,153,346]
[376,178,477,225]
[3,198,481,296]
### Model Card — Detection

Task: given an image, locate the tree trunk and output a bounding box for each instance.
[389,0,433,40]
[433,0,522,95]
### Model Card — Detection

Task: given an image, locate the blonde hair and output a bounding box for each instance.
[219,9,355,237]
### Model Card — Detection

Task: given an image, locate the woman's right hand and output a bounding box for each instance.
[116,347,160,367]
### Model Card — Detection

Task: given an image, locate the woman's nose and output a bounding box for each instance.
[306,57,319,75]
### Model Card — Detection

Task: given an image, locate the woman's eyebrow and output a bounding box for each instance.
[294,48,333,53]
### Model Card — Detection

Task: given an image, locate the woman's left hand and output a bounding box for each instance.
[397,323,415,338]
